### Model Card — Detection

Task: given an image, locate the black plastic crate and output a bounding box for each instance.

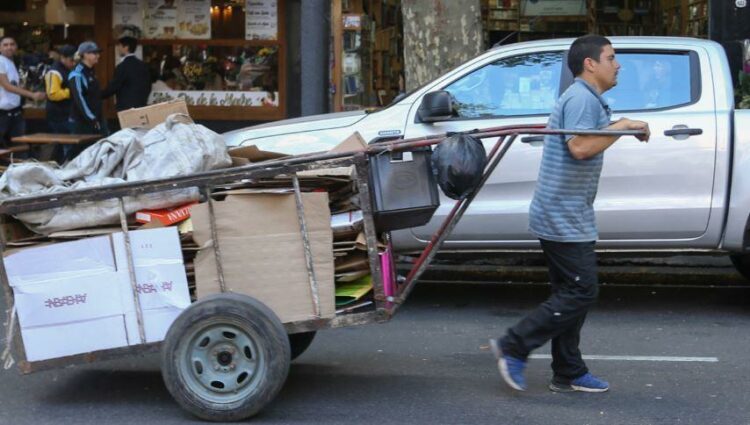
[369,148,440,231]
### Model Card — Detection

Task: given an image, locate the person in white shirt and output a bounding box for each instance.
[0,36,45,148]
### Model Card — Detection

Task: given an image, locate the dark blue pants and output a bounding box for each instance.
[500,239,599,382]
[47,119,72,163]
[0,110,25,148]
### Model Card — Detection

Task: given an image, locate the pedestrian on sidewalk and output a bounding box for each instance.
[0,36,46,148]
[102,36,151,112]
[489,35,650,393]
[44,44,76,134]
[69,41,107,137]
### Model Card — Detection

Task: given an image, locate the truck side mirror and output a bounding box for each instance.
[416,91,454,123]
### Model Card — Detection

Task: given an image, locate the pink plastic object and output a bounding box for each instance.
[380,247,394,298]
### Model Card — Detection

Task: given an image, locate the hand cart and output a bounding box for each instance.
[0,126,645,421]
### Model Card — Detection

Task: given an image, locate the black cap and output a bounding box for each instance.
[57,44,76,58]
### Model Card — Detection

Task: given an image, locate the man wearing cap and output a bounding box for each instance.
[69,41,106,137]
[102,36,151,112]
[0,36,46,148]
[44,44,76,135]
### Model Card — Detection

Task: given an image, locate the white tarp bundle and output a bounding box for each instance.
[0,114,232,234]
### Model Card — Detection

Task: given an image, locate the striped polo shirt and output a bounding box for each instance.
[528,78,612,242]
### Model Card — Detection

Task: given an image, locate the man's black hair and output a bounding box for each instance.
[118,36,138,54]
[568,35,612,76]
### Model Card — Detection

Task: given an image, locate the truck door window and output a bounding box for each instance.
[444,51,564,118]
[603,52,695,112]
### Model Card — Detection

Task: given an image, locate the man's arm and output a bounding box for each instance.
[70,73,99,125]
[101,62,126,99]
[0,73,45,101]
[44,71,70,101]
[567,118,651,160]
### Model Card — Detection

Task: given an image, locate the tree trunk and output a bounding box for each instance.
[401,0,483,91]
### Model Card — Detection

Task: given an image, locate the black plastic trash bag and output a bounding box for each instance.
[431,133,487,200]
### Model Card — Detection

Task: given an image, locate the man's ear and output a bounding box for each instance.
[582,57,596,74]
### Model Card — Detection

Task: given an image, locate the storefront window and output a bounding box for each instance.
[112,0,285,120]
[143,44,279,107]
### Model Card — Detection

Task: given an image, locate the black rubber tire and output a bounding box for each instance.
[289,331,317,361]
[730,254,750,280]
[161,293,291,422]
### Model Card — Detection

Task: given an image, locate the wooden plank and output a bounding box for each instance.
[11,133,102,145]
[22,108,45,120]
[277,0,288,120]
[0,156,360,215]
[138,38,281,47]
[332,0,344,112]
[0,145,30,156]
[353,155,386,309]
[284,309,388,334]
[17,343,162,375]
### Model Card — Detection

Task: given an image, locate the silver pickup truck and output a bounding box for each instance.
[223,37,750,278]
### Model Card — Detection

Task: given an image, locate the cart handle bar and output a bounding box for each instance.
[0,126,647,215]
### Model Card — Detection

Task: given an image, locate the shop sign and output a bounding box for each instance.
[149,90,279,107]
[245,0,278,40]
[520,0,586,16]
[178,0,211,39]
[113,0,145,34]
[115,0,211,39]
[144,0,179,39]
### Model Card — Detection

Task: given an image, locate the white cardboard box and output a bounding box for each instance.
[6,227,190,362]
[112,228,191,344]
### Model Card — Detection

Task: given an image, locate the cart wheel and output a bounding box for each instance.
[161,293,290,422]
[289,331,316,361]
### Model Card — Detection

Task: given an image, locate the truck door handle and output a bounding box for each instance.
[664,126,702,138]
[521,135,545,145]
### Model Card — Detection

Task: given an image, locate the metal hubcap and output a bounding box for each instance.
[179,322,265,403]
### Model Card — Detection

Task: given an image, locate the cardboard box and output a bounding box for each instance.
[135,202,197,226]
[5,227,190,361]
[117,99,189,129]
[228,145,288,167]
[192,192,335,323]
[112,228,191,343]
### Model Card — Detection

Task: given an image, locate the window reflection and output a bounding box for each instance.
[604,53,692,111]
[445,52,563,118]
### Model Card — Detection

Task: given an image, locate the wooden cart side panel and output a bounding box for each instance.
[0,155,394,374]
[353,155,387,311]
[0,224,30,370]
[0,157,361,216]
[17,343,162,375]
[284,309,388,334]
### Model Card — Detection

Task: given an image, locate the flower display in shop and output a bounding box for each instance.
[178,51,219,90]
[181,60,204,86]
[238,46,278,91]
[249,47,277,66]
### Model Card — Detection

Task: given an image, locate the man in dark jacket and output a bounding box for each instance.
[44,44,76,134]
[69,41,106,136]
[102,36,151,111]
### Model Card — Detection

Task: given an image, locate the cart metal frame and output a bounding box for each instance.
[0,126,644,376]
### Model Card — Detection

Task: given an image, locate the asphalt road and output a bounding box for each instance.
[2,278,750,425]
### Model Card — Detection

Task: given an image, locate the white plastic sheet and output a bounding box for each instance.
[0,114,232,234]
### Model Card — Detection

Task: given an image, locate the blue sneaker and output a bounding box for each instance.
[489,338,527,391]
[550,373,609,393]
